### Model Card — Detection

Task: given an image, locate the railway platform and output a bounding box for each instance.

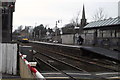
[80,46,120,61]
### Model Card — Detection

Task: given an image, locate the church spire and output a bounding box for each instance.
[81,4,87,27]
[82,4,86,20]
[79,4,87,34]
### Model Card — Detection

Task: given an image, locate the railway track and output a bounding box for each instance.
[35,57,79,80]
[20,42,119,71]
[37,44,118,66]
[34,52,86,72]
[47,49,119,71]
[31,44,119,72]
[19,42,120,79]
[34,53,107,80]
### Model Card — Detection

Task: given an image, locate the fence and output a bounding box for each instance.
[0,43,17,75]
[19,54,34,78]
[19,53,45,80]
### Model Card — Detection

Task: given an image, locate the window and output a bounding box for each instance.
[103,30,111,38]
[116,30,120,37]
[83,30,88,33]
[97,29,102,37]
[111,30,115,37]
[87,30,95,33]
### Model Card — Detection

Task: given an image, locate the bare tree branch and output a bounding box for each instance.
[92,8,107,21]
[70,10,81,26]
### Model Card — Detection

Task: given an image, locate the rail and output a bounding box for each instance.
[35,57,77,80]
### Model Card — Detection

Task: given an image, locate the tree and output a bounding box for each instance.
[92,8,107,21]
[61,23,75,34]
[24,26,30,32]
[70,10,81,27]
[17,25,23,32]
[47,28,53,34]
[12,30,20,35]
[33,24,47,38]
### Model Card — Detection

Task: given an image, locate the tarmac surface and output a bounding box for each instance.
[81,46,120,61]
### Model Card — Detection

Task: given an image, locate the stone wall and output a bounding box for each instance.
[61,34,75,44]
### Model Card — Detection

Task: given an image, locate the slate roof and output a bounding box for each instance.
[84,17,120,29]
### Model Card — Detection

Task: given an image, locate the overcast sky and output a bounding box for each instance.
[13,0,120,30]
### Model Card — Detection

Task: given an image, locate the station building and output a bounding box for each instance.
[83,17,120,50]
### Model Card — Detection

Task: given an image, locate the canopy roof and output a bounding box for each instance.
[84,17,120,29]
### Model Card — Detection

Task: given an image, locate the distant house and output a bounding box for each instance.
[83,17,120,50]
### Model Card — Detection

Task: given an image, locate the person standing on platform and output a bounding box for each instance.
[78,36,84,45]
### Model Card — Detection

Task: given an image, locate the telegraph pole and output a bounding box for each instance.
[55,21,58,42]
